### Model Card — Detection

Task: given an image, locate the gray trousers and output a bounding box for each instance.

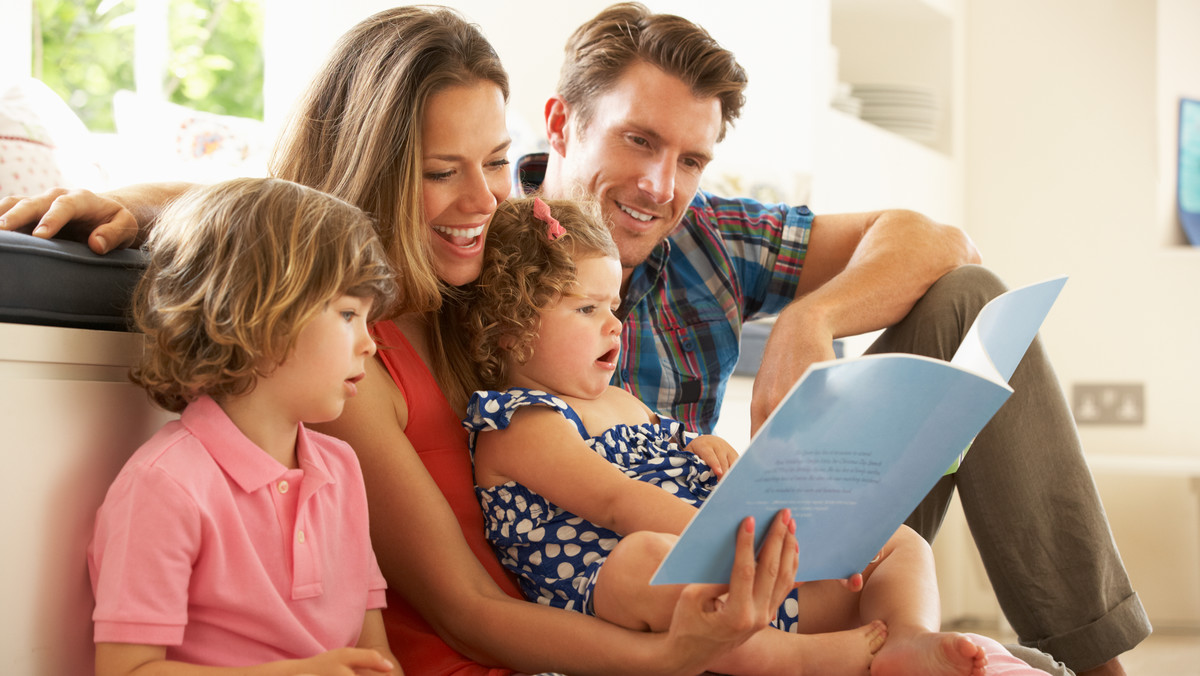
[865,265,1151,674]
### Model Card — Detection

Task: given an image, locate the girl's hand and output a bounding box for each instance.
[0,187,139,254]
[686,435,739,478]
[291,647,397,675]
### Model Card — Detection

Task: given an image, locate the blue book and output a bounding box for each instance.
[651,275,1067,584]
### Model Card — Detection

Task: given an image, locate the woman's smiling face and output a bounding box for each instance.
[421,81,512,286]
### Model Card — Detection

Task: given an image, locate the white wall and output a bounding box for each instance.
[965,1,1200,458]
[965,0,1200,628]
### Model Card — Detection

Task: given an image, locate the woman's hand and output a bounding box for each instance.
[0,186,152,254]
[685,434,739,478]
[664,510,799,674]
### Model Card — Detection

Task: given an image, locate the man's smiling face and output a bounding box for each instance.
[558,61,723,271]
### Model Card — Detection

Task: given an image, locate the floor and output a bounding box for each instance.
[951,622,1200,675]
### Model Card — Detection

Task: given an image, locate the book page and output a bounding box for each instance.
[651,275,1067,584]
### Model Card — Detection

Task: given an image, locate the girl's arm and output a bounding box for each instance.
[472,406,699,537]
[315,355,788,676]
[95,643,395,676]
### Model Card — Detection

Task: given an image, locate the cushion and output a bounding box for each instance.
[0,78,105,197]
[0,229,146,331]
[110,90,271,184]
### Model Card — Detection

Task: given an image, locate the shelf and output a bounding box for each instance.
[830,0,956,156]
[811,108,960,222]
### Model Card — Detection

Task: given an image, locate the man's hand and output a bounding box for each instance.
[749,301,837,435]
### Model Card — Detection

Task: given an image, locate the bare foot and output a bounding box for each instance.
[790,620,888,675]
[712,619,888,676]
[870,631,987,676]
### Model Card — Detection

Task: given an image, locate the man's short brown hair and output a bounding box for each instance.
[557,2,747,141]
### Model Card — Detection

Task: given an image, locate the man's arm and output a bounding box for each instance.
[0,182,195,254]
[750,209,981,432]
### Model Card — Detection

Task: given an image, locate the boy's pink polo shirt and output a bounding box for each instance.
[88,396,387,665]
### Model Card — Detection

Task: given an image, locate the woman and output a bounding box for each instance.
[0,8,798,675]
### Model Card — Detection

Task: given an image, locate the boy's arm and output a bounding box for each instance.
[473,407,697,536]
[95,643,395,676]
[356,609,403,675]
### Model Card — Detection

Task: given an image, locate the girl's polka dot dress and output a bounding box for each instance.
[464,388,800,631]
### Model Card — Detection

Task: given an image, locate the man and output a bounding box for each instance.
[520,4,1150,676]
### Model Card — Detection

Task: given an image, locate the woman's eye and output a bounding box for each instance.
[488,158,511,170]
[425,170,453,181]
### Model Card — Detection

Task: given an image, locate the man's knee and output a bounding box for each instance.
[924,264,1007,311]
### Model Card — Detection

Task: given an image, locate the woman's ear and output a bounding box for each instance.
[544,96,571,158]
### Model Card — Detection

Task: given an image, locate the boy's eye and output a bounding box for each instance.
[340,310,358,322]
[577,305,596,315]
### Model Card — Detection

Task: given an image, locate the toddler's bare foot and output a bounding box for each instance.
[790,620,887,676]
[717,619,888,676]
[870,631,987,676]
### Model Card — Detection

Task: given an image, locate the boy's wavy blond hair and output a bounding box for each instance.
[462,196,618,390]
[130,177,397,412]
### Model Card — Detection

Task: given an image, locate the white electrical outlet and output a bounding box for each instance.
[1072,383,1145,425]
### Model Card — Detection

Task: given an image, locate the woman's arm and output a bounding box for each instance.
[315,355,793,676]
[473,406,698,537]
[0,182,194,253]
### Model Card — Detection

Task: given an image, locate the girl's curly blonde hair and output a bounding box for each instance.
[130,177,397,412]
[461,196,618,390]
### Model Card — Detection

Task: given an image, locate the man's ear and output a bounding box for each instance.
[544,95,571,157]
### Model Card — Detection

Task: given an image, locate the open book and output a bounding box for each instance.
[651,275,1068,584]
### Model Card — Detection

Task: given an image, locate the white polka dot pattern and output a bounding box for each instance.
[465,388,801,631]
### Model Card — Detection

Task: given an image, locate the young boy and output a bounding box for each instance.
[88,177,403,674]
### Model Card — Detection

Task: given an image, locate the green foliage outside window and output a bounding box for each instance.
[33,0,135,131]
[32,0,263,132]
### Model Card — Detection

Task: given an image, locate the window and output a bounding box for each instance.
[32,0,263,132]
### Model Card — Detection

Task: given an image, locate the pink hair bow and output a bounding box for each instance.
[533,197,565,241]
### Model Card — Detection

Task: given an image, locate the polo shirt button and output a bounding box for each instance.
[297,530,306,544]
[277,480,289,494]
[682,339,695,352]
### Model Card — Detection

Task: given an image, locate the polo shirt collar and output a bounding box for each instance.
[180,396,334,493]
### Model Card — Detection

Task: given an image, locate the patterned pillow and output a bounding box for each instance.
[111,90,270,184]
[0,80,71,198]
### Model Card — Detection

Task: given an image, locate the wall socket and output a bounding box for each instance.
[1072,383,1145,425]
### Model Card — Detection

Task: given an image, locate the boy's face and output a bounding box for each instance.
[508,255,623,401]
[260,294,377,424]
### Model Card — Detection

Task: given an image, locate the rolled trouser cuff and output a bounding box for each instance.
[1025,591,1152,672]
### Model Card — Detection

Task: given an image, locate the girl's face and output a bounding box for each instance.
[421,81,512,287]
[508,255,624,400]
